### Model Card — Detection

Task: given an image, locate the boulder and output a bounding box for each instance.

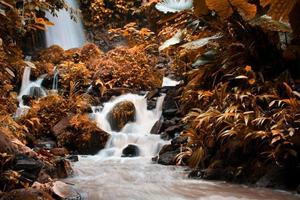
[13,154,43,182]
[150,116,164,134]
[0,188,53,200]
[52,181,81,200]
[29,86,45,100]
[122,144,139,157]
[52,114,109,155]
[157,144,180,165]
[106,101,136,132]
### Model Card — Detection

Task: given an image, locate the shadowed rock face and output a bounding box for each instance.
[122,144,140,157]
[106,101,136,132]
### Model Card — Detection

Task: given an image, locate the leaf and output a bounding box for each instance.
[271,135,281,144]
[180,33,222,50]
[260,0,271,8]
[188,147,204,168]
[159,29,186,51]
[24,61,36,69]
[5,68,15,77]
[267,0,297,22]
[193,0,210,16]
[205,0,257,20]
[235,75,248,79]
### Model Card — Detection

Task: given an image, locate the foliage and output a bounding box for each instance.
[80,0,143,28]
[0,0,66,43]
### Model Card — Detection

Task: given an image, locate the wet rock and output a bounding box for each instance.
[53,115,109,155]
[188,169,204,179]
[150,116,164,134]
[157,144,180,165]
[66,155,79,162]
[171,136,188,146]
[147,98,157,110]
[0,188,54,200]
[122,144,139,157]
[29,86,45,99]
[13,154,43,182]
[106,101,136,132]
[162,87,179,119]
[52,181,81,200]
[146,89,160,110]
[162,109,178,118]
[35,140,57,150]
[160,124,184,140]
[202,168,224,180]
[22,95,34,106]
[52,158,73,179]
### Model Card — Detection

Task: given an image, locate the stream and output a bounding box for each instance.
[64,93,299,200]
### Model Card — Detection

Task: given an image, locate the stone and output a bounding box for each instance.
[150,116,164,134]
[21,95,34,106]
[0,188,53,200]
[122,144,139,157]
[29,86,45,100]
[52,181,81,200]
[13,154,43,181]
[35,140,57,150]
[157,144,180,165]
[52,115,109,155]
[106,101,136,132]
[162,109,178,118]
[188,169,204,179]
[66,155,79,162]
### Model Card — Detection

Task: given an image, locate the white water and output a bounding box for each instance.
[65,93,300,200]
[162,77,180,87]
[15,67,47,118]
[52,66,59,91]
[45,0,85,49]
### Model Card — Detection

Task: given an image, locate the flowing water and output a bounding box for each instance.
[45,0,85,49]
[65,93,300,200]
[15,67,47,118]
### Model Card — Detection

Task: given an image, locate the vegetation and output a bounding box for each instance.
[0,0,299,198]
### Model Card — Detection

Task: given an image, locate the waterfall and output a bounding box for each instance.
[52,66,59,91]
[15,67,47,118]
[94,93,166,158]
[45,0,85,50]
[162,77,180,87]
[66,94,300,200]
[20,66,31,94]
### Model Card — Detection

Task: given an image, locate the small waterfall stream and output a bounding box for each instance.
[65,92,299,200]
[45,0,85,49]
[15,67,47,118]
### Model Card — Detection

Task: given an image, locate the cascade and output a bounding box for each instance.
[15,67,47,118]
[52,66,59,91]
[45,0,85,49]
[65,92,299,200]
